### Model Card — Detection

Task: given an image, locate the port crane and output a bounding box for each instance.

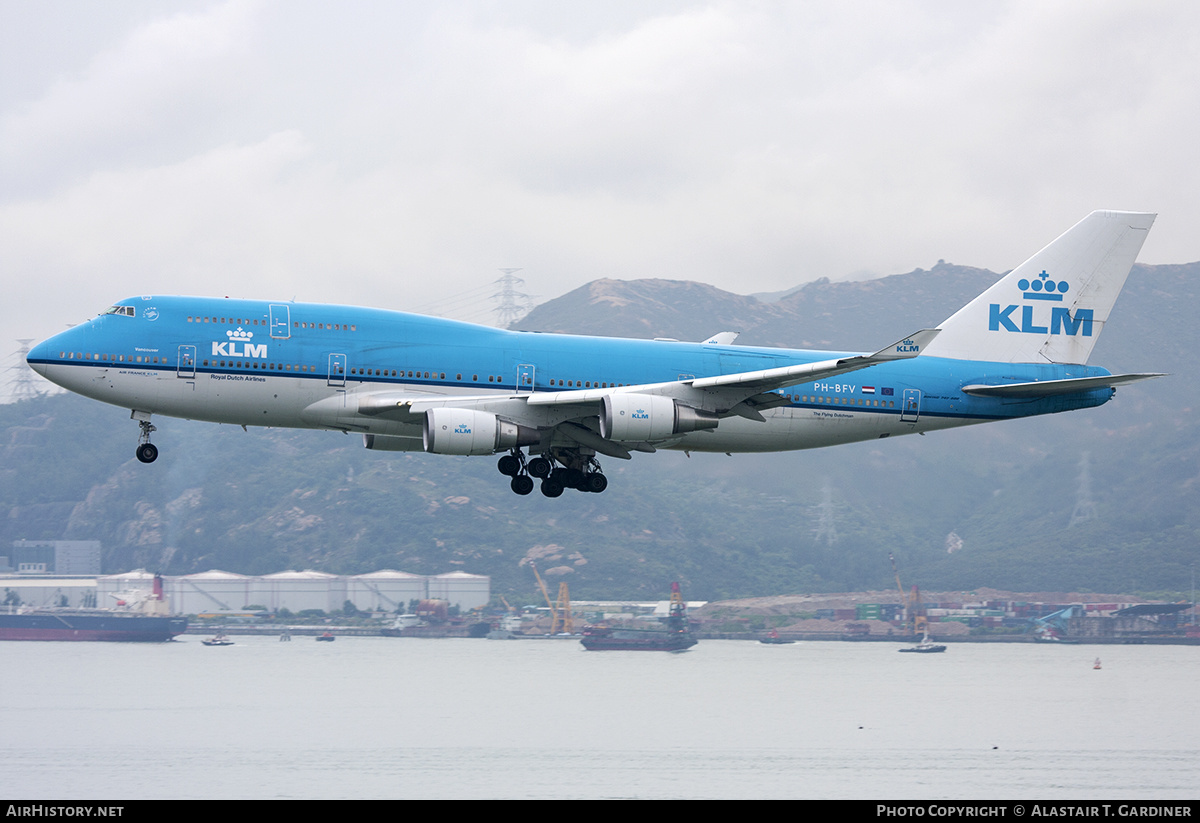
[530,561,573,635]
[889,553,928,636]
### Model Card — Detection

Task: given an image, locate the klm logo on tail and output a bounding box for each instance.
[988,270,1093,337]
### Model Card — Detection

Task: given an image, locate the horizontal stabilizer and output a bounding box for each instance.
[962,373,1166,398]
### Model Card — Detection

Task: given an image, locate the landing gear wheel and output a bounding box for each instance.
[510,475,534,495]
[540,476,564,498]
[497,454,521,476]
[528,456,552,478]
[584,472,608,493]
[134,417,158,464]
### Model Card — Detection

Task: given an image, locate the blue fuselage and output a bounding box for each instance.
[27,295,1115,453]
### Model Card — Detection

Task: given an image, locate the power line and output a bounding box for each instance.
[492,268,534,328]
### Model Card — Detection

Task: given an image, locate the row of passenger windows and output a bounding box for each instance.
[350,368,508,383]
[189,316,261,325]
[186,316,357,331]
[549,379,630,388]
[204,360,316,372]
[57,352,901,406]
[790,394,896,408]
[63,348,647,389]
[343,371,638,388]
[61,351,162,363]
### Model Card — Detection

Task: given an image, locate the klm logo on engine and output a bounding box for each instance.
[989,270,1093,336]
[211,327,268,358]
[454,424,472,435]
[632,408,649,419]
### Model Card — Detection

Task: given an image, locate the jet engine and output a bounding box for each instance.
[600,394,719,441]
[422,408,539,456]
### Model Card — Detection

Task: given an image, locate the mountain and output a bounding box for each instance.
[2,262,1196,601]
[516,262,1002,350]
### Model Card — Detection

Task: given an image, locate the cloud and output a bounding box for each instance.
[1,0,257,197]
[3,0,1200,359]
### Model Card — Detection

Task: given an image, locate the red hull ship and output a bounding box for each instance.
[0,610,187,641]
[0,574,186,642]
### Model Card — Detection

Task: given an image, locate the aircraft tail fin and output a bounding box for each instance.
[922,211,1155,364]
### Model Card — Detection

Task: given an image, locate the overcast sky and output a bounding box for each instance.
[4,0,1199,357]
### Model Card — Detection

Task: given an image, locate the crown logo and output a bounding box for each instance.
[1018,270,1069,302]
[227,327,254,340]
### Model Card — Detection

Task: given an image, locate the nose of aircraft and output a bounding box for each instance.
[26,336,52,378]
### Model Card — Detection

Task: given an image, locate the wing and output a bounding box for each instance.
[303,329,940,457]
[522,328,939,421]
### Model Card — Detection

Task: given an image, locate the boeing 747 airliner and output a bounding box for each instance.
[27,211,1162,498]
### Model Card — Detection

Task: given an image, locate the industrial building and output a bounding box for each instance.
[3,540,101,575]
[3,568,489,615]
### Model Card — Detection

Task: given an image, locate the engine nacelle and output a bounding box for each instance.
[600,394,719,441]
[422,408,539,456]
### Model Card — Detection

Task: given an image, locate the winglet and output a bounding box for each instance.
[867,328,941,361]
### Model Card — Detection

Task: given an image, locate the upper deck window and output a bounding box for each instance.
[103,305,135,317]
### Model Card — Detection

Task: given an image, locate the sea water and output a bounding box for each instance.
[0,637,1196,799]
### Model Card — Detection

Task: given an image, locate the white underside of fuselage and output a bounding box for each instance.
[43,362,978,455]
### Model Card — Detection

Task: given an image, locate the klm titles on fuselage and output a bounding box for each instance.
[212,327,267,358]
[989,270,1093,336]
[211,342,268,358]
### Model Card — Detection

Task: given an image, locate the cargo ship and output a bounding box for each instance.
[581,582,697,651]
[0,575,187,642]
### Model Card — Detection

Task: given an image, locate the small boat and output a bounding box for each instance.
[202,633,234,646]
[899,631,946,653]
[1093,657,1102,670]
[316,632,335,642]
[758,629,795,645]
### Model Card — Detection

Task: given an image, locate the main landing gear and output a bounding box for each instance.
[135,417,158,464]
[497,448,609,497]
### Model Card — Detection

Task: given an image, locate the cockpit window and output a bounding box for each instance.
[103,305,135,317]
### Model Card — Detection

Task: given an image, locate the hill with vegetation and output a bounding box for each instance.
[2,261,1196,601]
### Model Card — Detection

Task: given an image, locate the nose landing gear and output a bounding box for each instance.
[134,416,158,464]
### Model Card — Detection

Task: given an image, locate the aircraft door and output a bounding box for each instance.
[177,345,196,379]
[901,389,921,422]
[269,305,291,339]
[517,363,535,392]
[328,353,347,387]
